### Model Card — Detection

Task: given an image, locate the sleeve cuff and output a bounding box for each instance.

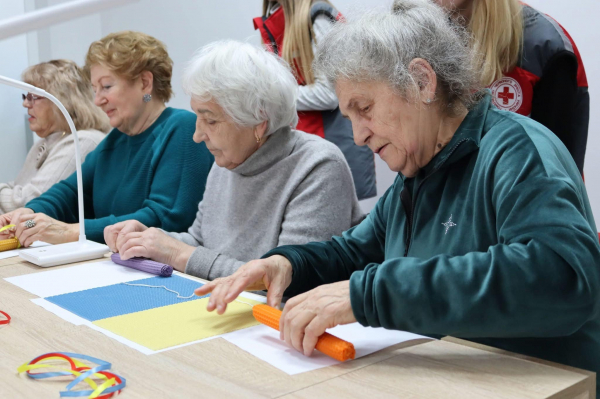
[350,264,382,328]
[164,230,200,247]
[184,246,219,279]
[262,246,309,297]
[350,270,368,327]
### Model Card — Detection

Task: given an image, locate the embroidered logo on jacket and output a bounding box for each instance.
[442,214,457,235]
[490,77,523,112]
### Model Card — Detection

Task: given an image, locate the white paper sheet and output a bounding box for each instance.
[223,323,432,375]
[31,298,89,326]
[0,241,50,260]
[4,260,152,297]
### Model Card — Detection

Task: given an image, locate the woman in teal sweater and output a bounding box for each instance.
[0,32,213,245]
[197,0,600,392]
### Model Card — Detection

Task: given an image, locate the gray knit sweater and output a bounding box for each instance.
[167,127,364,280]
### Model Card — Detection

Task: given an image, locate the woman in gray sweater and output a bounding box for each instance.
[104,40,363,280]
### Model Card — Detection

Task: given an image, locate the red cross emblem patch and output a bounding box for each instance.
[490,77,523,112]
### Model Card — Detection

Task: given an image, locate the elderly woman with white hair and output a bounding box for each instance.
[198,0,600,390]
[104,40,363,280]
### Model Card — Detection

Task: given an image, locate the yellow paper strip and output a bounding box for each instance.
[93,297,261,351]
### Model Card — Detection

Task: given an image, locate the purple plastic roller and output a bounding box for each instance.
[111,253,173,277]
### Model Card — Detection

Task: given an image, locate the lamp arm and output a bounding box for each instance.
[43,92,86,242]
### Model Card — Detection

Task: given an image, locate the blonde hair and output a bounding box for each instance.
[262,0,334,85]
[468,0,523,86]
[22,59,110,133]
[85,31,174,102]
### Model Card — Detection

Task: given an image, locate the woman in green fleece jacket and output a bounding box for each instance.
[196,0,600,390]
[0,31,213,245]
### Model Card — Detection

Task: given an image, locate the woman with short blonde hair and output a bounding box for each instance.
[433,0,589,174]
[0,60,108,213]
[84,30,174,103]
[0,31,213,246]
[23,59,111,133]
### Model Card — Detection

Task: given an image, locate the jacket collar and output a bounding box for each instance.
[231,126,296,177]
[420,91,491,175]
[253,6,285,55]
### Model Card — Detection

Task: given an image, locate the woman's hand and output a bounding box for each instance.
[104,220,148,253]
[280,281,356,357]
[0,208,34,238]
[14,212,78,246]
[117,227,195,272]
[194,255,293,313]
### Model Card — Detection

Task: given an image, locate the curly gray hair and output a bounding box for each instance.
[314,0,480,115]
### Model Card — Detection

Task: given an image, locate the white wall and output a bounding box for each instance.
[0,0,32,182]
[0,0,597,220]
[526,0,600,224]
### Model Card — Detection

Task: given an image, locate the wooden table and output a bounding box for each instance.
[0,256,595,398]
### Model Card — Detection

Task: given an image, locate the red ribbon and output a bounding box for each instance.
[0,310,10,325]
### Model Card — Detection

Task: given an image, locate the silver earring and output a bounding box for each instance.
[143,94,152,103]
[426,99,432,104]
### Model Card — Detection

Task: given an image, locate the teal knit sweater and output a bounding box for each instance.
[26,107,214,243]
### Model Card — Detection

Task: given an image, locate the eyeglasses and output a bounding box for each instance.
[22,93,45,104]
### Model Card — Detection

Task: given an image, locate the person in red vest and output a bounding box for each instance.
[254,0,376,200]
[433,0,589,175]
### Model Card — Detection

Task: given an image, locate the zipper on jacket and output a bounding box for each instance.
[402,138,469,256]
[400,186,413,256]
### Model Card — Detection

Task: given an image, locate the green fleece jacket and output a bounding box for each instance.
[26,107,214,243]
[265,93,600,389]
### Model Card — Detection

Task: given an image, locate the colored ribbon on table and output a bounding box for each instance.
[0,310,10,325]
[17,352,126,398]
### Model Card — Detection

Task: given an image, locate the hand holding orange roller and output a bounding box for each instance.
[252,304,355,362]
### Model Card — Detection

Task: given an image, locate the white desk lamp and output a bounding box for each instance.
[0,75,109,266]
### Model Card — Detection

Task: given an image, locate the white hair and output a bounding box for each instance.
[182,40,299,135]
[314,0,480,114]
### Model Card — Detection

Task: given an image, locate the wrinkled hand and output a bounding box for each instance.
[104,220,148,253]
[117,227,194,272]
[280,281,356,357]
[14,212,78,247]
[194,255,293,314]
[0,208,34,239]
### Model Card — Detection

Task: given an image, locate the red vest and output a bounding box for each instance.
[253,5,343,138]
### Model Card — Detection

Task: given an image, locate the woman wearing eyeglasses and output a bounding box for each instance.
[0,60,109,213]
